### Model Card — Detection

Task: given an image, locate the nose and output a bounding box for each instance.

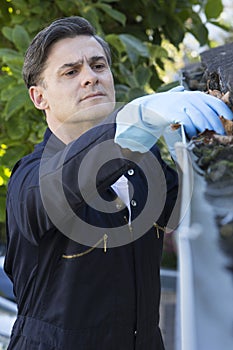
[81,65,99,87]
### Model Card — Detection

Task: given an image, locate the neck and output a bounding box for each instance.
[47,118,105,144]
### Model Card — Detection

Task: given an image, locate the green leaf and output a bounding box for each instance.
[31,6,44,15]
[205,0,223,20]
[6,114,29,140]
[3,88,30,120]
[156,81,180,92]
[0,76,13,90]
[188,11,209,46]
[191,23,209,46]
[81,6,102,33]
[115,84,130,102]
[119,34,149,64]
[128,87,147,101]
[56,0,77,13]
[147,44,168,61]
[209,20,230,32]
[1,144,29,169]
[150,70,163,91]
[119,34,149,57]
[2,26,13,42]
[95,4,126,26]
[135,65,152,86]
[119,63,138,88]
[1,84,22,101]
[0,48,21,61]
[12,25,31,52]
[162,16,185,47]
[149,10,166,27]
[105,34,125,54]
[0,196,6,223]
[99,0,119,2]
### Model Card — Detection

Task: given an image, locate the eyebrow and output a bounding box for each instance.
[57,55,107,73]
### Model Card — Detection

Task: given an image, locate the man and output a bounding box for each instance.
[4,16,233,350]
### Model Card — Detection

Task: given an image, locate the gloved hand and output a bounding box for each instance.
[114,86,233,156]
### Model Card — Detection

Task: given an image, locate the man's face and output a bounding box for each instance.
[30,35,115,128]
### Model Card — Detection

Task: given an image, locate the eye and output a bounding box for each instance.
[65,69,78,76]
[93,63,106,71]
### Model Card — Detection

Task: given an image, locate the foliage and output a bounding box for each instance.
[161,232,178,269]
[0,0,227,240]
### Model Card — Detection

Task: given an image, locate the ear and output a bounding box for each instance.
[29,85,48,110]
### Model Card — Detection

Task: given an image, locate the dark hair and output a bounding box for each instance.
[23,16,112,88]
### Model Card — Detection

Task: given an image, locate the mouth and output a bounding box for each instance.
[80,92,105,102]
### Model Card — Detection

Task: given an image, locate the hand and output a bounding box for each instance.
[114,86,233,154]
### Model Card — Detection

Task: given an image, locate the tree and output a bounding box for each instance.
[0,0,227,240]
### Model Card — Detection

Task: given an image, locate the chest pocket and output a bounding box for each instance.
[62,233,108,259]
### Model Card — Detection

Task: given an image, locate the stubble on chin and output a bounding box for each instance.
[72,101,116,123]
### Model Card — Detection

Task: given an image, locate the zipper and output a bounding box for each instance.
[124,215,133,233]
[62,233,108,259]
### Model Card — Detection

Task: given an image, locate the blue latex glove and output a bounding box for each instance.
[114,86,233,155]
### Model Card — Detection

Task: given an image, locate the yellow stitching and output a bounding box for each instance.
[153,223,166,239]
[103,234,108,253]
[62,234,108,259]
